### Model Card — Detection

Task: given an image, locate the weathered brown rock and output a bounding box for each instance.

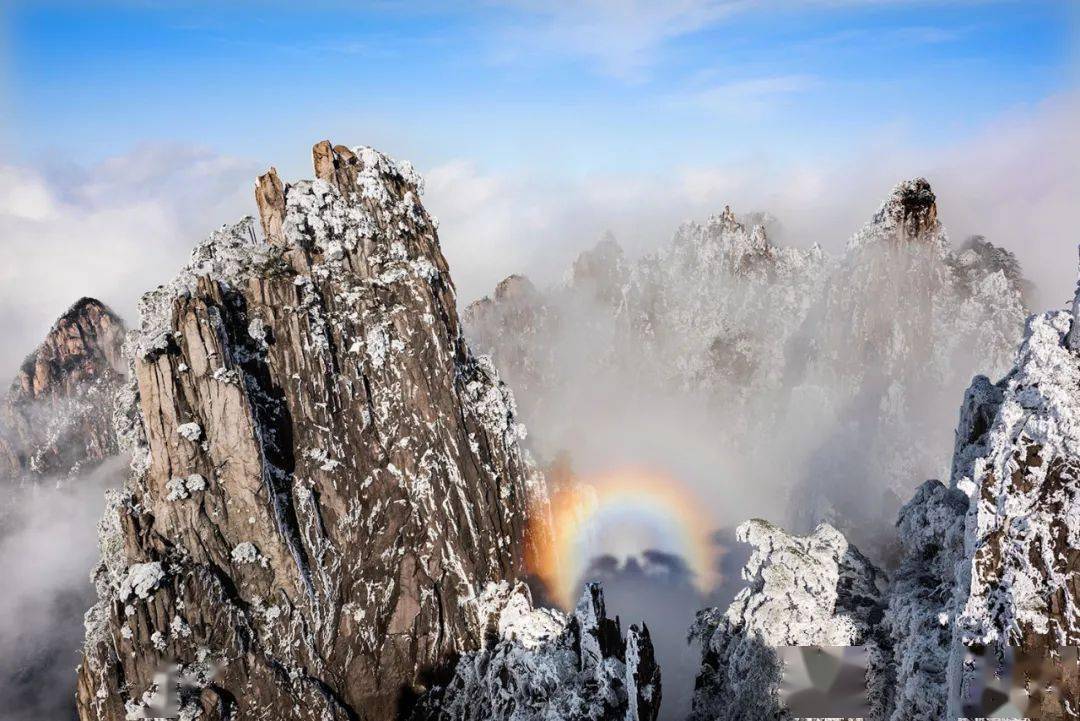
[0,297,126,481]
[312,140,361,192]
[860,177,941,246]
[77,143,551,721]
[254,166,286,244]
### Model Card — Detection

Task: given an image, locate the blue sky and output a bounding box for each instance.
[0,1,1078,380]
[4,1,1076,177]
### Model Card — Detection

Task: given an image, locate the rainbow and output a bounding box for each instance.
[530,467,719,609]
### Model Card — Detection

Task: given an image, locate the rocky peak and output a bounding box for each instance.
[11,297,124,402]
[849,178,944,250]
[569,233,628,306]
[461,272,552,421]
[77,140,554,721]
[0,297,126,481]
[685,244,1073,720]
[944,292,1080,718]
[883,479,968,720]
[888,178,937,237]
[676,205,774,275]
[494,273,539,303]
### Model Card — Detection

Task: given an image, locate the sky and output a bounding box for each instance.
[0,0,1078,377]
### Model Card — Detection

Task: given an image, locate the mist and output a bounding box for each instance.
[463,176,1037,718]
[2,93,1077,385]
[0,458,126,721]
[0,89,1073,721]
[573,535,750,721]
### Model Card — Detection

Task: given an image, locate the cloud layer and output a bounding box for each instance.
[0,458,126,721]
[428,92,1079,309]
[0,93,1075,380]
[0,145,257,379]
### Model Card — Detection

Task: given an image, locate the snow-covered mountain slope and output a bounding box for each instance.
[687,251,1080,720]
[945,294,1080,718]
[464,179,1028,559]
[0,297,126,483]
[76,141,609,721]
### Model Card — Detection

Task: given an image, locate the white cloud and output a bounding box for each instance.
[490,0,748,80]
[0,144,257,380]
[0,92,1074,383]
[0,167,54,221]
[929,93,1080,308]
[686,74,822,116]
[485,0,991,80]
[425,92,1080,311]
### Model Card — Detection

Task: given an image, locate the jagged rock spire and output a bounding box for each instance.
[77,141,550,721]
[409,582,662,721]
[848,177,945,250]
[253,166,286,243]
[946,295,1080,718]
[688,519,890,721]
[884,177,938,241]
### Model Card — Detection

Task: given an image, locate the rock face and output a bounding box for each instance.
[411,582,661,721]
[786,179,1025,554]
[0,297,126,482]
[847,178,942,250]
[76,142,557,721]
[464,179,1027,559]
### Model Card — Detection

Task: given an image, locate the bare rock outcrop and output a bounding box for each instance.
[76,141,553,721]
[0,297,126,482]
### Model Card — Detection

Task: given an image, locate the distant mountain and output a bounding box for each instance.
[0,297,126,483]
[464,178,1028,558]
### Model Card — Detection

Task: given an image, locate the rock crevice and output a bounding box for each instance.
[77,141,553,721]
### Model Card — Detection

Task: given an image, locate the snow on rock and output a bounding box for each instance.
[941,294,1080,718]
[163,473,206,501]
[411,582,661,721]
[175,422,202,442]
[184,473,206,492]
[698,255,1080,721]
[230,541,260,565]
[882,480,968,721]
[847,178,946,251]
[76,140,553,721]
[118,562,165,600]
[688,519,890,721]
[164,477,189,501]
